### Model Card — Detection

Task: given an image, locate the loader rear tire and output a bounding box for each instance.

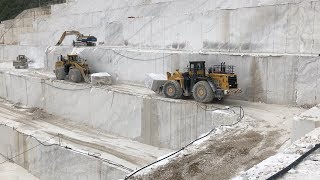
[163,80,183,99]
[55,67,66,80]
[192,81,214,103]
[69,68,82,83]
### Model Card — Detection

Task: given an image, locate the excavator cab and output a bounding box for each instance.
[82,36,97,42]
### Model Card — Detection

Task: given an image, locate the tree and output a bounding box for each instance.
[0,0,60,22]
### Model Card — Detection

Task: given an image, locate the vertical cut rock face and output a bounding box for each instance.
[2,0,320,56]
[293,105,320,141]
[0,70,239,150]
[1,0,320,106]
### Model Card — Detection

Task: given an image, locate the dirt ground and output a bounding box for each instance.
[132,100,305,180]
[133,128,282,179]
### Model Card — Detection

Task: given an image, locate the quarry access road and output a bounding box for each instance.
[223,99,305,132]
[0,98,172,173]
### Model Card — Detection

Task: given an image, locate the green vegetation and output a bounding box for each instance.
[0,0,62,22]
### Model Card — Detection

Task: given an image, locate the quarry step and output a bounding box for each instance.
[0,65,239,150]
[0,99,172,172]
[1,0,320,179]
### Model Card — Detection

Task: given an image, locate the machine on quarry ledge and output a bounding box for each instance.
[54,54,90,83]
[13,55,29,69]
[55,30,97,47]
[54,54,113,85]
[152,61,241,103]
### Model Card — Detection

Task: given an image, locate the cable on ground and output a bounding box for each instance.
[124,105,244,180]
[42,81,92,91]
[0,123,133,172]
[111,49,174,61]
[267,143,320,180]
[0,133,58,165]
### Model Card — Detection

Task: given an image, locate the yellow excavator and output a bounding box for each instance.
[54,54,90,83]
[154,61,241,103]
[55,31,97,46]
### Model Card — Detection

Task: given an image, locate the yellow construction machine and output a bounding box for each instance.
[54,54,90,83]
[155,61,241,103]
[55,31,97,46]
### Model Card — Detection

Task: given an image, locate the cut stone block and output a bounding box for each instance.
[145,73,167,92]
[91,72,112,86]
[292,105,320,142]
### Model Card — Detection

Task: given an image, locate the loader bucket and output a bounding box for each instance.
[145,73,167,93]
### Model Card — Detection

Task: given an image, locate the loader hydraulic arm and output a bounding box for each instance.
[73,62,90,83]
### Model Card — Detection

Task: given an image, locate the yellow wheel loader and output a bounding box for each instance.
[54,54,90,83]
[155,61,241,103]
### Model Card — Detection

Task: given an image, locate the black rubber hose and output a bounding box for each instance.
[267,143,320,180]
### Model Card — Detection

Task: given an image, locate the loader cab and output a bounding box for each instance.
[17,55,26,61]
[189,61,206,77]
[67,55,79,62]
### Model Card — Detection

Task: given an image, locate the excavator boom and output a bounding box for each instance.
[55,31,97,46]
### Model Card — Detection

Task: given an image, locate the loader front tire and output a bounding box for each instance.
[192,81,214,103]
[69,68,82,83]
[55,67,66,80]
[163,80,183,99]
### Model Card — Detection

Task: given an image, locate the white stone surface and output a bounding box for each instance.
[235,127,320,180]
[0,125,126,180]
[0,99,175,179]
[293,105,320,141]
[0,157,38,180]
[0,45,47,68]
[43,46,320,106]
[0,67,238,150]
[1,0,320,105]
[1,44,319,106]
[2,0,320,53]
